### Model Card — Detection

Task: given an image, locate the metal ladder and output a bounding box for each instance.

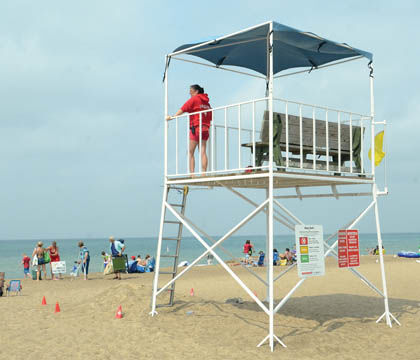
[155,185,189,308]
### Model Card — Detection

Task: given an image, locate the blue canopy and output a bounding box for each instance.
[172,22,372,76]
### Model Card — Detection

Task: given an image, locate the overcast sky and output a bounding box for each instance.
[1,1,419,240]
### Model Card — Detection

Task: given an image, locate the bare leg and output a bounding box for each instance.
[43,264,47,280]
[37,265,40,281]
[200,140,208,172]
[189,140,198,174]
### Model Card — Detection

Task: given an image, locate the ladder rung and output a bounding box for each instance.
[159,271,177,275]
[164,221,182,225]
[162,237,180,241]
[169,203,183,207]
[161,254,178,258]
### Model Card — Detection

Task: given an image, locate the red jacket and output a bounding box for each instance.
[181,93,212,128]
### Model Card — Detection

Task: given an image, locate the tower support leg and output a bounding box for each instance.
[150,185,169,316]
[373,185,400,327]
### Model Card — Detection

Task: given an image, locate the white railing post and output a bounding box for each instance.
[252,101,256,168]
[299,105,303,169]
[238,105,241,169]
[175,117,178,175]
[286,101,289,168]
[360,117,364,174]
[211,111,215,172]
[186,116,189,174]
[312,107,316,170]
[224,107,228,170]
[338,112,341,173]
[325,110,329,172]
[349,114,353,173]
[199,113,202,174]
[164,56,168,178]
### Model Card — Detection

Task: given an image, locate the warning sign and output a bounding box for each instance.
[295,225,325,278]
[338,230,360,268]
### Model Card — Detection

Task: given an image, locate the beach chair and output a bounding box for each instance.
[6,280,22,296]
[0,272,5,297]
[112,255,128,273]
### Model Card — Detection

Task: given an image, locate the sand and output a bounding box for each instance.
[1,255,420,360]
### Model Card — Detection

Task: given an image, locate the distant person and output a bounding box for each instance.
[109,236,126,280]
[207,253,214,265]
[166,84,212,173]
[243,240,254,265]
[78,241,90,280]
[280,248,293,263]
[32,241,48,281]
[46,241,61,280]
[21,253,31,279]
[273,249,279,266]
[101,251,111,269]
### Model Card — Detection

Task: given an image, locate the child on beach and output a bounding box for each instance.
[22,254,31,279]
[243,240,254,265]
[101,251,111,269]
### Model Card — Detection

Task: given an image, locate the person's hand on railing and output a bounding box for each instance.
[166,109,184,121]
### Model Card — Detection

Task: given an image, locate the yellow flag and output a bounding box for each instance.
[368,131,385,167]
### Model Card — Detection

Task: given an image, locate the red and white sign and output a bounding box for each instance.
[338,230,360,268]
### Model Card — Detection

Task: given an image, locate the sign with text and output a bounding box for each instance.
[51,261,66,274]
[295,225,325,278]
[338,230,360,268]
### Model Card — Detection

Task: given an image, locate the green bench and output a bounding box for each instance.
[242,111,363,172]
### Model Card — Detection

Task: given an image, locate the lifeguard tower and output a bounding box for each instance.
[150,21,399,351]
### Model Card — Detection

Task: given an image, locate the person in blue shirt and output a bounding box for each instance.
[109,236,126,280]
[77,241,90,280]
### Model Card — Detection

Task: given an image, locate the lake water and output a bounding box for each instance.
[1,232,419,279]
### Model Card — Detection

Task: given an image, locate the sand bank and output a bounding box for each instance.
[1,255,420,360]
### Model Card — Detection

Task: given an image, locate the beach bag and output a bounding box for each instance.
[32,256,38,266]
[44,252,51,264]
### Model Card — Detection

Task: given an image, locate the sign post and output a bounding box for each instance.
[295,225,325,278]
[338,230,360,268]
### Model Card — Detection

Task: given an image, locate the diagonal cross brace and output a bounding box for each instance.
[158,199,271,315]
[179,212,268,286]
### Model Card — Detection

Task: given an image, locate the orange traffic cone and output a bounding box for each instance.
[253,291,258,298]
[54,302,61,313]
[190,288,194,296]
[42,296,47,305]
[115,305,123,319]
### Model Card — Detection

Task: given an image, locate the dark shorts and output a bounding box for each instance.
[24,268,30,274]
[38,257,46,265]
[189,126,209,142]
[81,259,90,275]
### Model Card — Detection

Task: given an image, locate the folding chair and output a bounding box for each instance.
[112,255,128,273]
[6,280,22,296]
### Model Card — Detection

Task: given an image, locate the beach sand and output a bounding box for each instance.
[1,255,420,360]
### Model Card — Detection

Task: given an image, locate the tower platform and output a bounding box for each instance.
[167,170,373,189]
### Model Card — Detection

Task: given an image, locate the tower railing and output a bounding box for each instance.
[165,97,374,179]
